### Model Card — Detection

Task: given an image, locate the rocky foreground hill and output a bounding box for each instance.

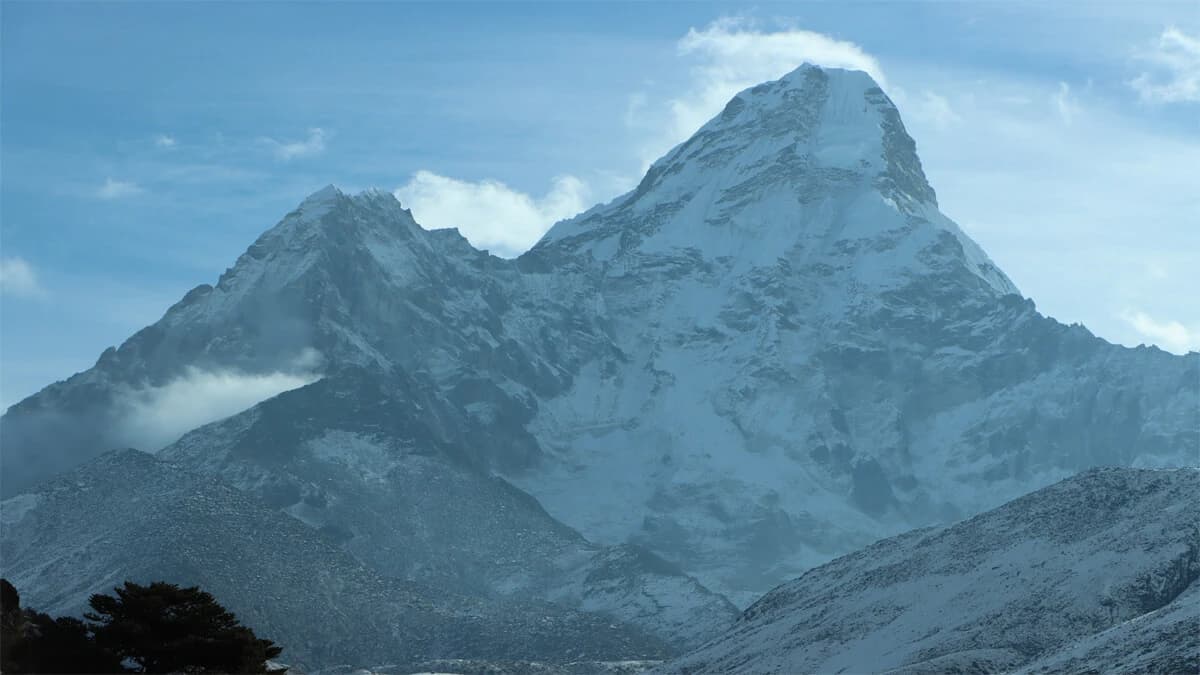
[1,449,684,668]
[664,467,1199,674]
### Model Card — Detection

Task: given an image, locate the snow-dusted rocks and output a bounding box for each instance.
[516,64,1198,603]
[158,369,737,648]
[0,449,674,670]
[663,467,1200,674]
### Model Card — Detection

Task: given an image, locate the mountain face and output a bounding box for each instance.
[663,467,1200,674]
[1,63,1197,660]
[157,368,737,649]
[511,68,1196,603]
[0,449,678,670]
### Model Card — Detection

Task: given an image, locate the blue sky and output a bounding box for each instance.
[2,1,1198,409]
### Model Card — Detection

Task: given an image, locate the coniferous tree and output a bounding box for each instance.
[86,581,284,674]
[0,578,284,674]
[2,579,125,674]
[15,612,125,673]
[1,579,24,672]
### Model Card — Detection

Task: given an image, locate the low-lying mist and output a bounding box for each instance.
[113,365,320,451]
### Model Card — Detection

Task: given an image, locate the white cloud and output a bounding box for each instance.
[673,19,886,136]
[1119,310,1199,353]
[1131,27,1200,103]
[154,133,177,148]
[899,90,963,130]
[96,177,144,199]
[1144,260,1169,281]
[1053,82,1078,125]
[0,257,45,298]
[264,127,327,160]
[115,352,322,451]
[394,171,590,256]
[624,92,648,127]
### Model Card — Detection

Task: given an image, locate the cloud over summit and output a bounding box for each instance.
[394,171,590,257]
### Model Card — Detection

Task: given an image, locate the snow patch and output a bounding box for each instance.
[0,493,40,525]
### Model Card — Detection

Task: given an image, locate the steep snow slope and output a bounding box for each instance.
[540,66,1012,294]
[158,368,737,648]
[515,65,1199,603]
[664,467,1199,674]
[1,64,1196,610]
[0,450,674,670]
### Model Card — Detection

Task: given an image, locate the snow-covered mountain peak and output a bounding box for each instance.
[133,184,446,375]
[658,63,934,206]
[298,182,345,209]
[227,184,427,271]
[279,184,414,232]
[711,64,889,142]
[285,183,410,229]
[535,64,1004,298]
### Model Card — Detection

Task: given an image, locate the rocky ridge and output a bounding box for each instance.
[663,467,1200,674]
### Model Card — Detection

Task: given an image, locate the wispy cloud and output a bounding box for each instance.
[263,127,327,160]
[624,92,648,127]
[1131,27,1200,103]
[673,19,884,134]
[0,257,45,298]
[96,177,144,199]
[1119,310,1199,353]
[153,133,177,148]
[904,90,963,130]
[394,171,590,256]
[1053,82,1078,125]
[115,349,323,451]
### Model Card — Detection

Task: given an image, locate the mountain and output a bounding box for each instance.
[158,368,737,648]
[0,187,739,654]
[0,449,675,670]
[511,66,1196,602]
[1,63,1196,661]
[662,467,1200,674]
